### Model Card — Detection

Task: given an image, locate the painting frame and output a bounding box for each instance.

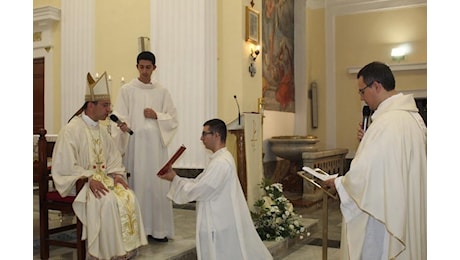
[245,6,260,45]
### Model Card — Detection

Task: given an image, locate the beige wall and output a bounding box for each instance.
[335,6,427,155]
[94,0,150,103]
[218,1,263,122]
[306,8,327,149]
[33,1,426,159]
[218,0,263,154]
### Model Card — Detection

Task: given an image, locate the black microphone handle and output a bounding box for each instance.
[361,106,371,132]
[117,120,134,135]
[362,116,368,132]
[110,115,134,135]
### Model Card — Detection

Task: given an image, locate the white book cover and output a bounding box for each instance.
[302,166,338,181]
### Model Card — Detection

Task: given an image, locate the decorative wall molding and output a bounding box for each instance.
[33,6,61,133]
[347,62,427,74]
[33,6,60,27]
[306,0,426,12]
[326,0,426,15]
[306,0,325,9]
[33,6,61,50]
[400,89,427,99]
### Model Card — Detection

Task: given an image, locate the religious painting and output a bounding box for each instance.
[246,6,260,44]
[262,0,295,112]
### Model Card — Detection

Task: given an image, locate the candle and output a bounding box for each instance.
[95,73,99,78]
[108,75,112,81]
[121,77,125,82]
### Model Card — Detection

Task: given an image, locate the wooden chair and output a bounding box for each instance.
[37,128,86,260]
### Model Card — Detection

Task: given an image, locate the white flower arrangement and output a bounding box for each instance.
[251,179,306,241]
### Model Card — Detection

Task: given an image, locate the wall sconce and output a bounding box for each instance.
[249,48,260,77]
[250,48,260,61]
[391,46,408,62]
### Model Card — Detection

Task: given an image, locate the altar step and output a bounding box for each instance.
[164,217,319,260]
[33,197,322,260]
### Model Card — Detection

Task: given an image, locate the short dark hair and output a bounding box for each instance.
[137,51,156,66]
[204,118,227,142]
[357,61,395,91]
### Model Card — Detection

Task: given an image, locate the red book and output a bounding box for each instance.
[157,145,187,176]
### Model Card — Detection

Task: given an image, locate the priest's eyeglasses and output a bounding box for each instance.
[201,131,214,137]
[358,82,373,95]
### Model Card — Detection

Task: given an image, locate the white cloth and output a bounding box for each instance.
[167,147,273,260]
[335,93,427,260]
[51,113,147,259]
[112,78,178,238]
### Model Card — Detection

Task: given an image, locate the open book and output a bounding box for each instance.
[157,145,187,176]
[302,166,338,181]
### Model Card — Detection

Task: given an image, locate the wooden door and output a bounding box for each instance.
[33,58,45,134]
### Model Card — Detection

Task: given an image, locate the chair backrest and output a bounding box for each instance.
[37,128,55,194]
[37,128,55,196]
[37,128,86,260]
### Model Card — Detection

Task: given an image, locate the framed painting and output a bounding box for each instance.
[245,6,260,44]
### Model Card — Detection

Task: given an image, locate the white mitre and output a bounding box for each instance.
[85,72,110,102]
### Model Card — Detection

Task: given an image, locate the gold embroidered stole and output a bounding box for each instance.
[85,125,141,249]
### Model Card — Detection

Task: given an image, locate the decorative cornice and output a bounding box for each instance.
[34,6,60,30]
[306,0,427,11]
[347,62,427,74]
[399,89,426,99]
[33,6,61,50]
[307,0,325,9]
[326,0,426,15]
[34,6,60,21]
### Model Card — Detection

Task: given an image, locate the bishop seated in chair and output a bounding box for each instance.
[51,72,147,259]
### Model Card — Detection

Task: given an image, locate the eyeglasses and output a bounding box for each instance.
[201,131,214,137]
[358,82,373,95]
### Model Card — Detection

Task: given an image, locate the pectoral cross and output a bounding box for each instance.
[95,160,104,173]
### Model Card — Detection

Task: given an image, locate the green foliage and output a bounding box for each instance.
[251,179,306,241]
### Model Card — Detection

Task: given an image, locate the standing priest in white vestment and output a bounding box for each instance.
[111,51,178,242]
[159,119,273,260]
[52,72,147,259]
[325,61,427,260]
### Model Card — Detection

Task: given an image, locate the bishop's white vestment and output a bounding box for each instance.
[335,93,427,260]
[167,147,273,260]
[112,78,178,238]
[52,113,147,259]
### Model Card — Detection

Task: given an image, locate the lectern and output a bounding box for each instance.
[227,113,263,209]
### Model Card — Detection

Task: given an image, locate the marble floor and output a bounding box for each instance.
[33,190,342,260]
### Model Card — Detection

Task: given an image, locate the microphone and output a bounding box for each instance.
[362,105,371,132]
[109,114,134,135]
[233,95,241,125]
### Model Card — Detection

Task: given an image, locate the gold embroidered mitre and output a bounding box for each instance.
[85,72,111,102]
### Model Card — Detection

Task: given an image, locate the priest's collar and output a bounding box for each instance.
[82,111,99,127]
